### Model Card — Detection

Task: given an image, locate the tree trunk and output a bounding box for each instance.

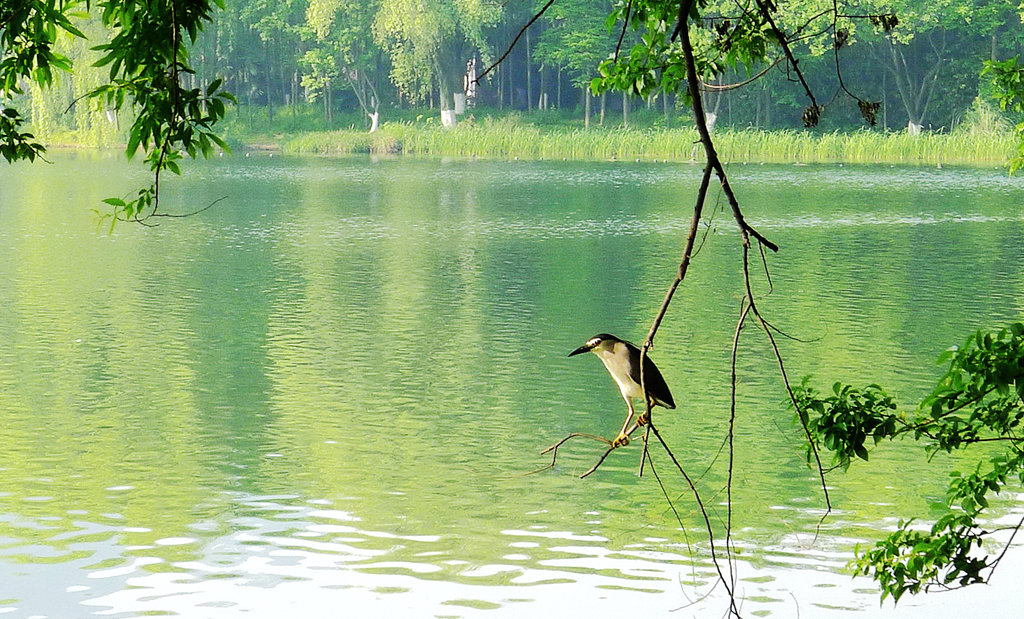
[879,32,947,133]
[539,66,546,110]
[557,69,562,110]
[325,81,332,124]
[291,72,298,118]
[881,70,887,130]
[622,92,628,127]
[584,88,591,129]
[264,44,274,122]
[497,64,504,110]
[434,53,459,127]
[526,29,532,111]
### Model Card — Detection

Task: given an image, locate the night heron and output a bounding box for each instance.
[569,333,675,446]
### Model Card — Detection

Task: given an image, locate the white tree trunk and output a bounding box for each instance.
[705,112,718,133]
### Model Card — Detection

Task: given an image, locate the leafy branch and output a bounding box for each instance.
[0,0,86,164]
[1,0,234,225]
[984,56,1024,174]
[795,323,1024,601]
[89,0,235,225]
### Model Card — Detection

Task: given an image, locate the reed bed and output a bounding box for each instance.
[280,121,1016,167]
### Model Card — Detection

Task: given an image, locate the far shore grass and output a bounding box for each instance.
[38,111,1018,168]
[266,117,1016,168]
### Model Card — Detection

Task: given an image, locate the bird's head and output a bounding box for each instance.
[568,333,621,357]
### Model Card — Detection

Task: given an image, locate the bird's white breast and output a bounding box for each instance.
[594,342,643,400]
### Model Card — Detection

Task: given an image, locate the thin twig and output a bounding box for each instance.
[699,58,784,92]
[727,299,753,597]
[580,446,618,478]
[149,195,228,218]
[650,423,740,616]
[984,513,1024,579]
[541,422,653,479]
[740,243,833,528]
[476,0,556,83]
[540,432,612,455]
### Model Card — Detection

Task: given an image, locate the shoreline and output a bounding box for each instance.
[273,124,1016,168]
[41,124,1017,169]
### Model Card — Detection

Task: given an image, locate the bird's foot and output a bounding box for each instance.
[612,433,630,448]
[637,412,650,426]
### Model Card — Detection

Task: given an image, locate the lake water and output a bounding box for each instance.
[1,153,1022,618]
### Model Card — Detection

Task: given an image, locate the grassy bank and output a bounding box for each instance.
[270,117,1015,167]
[35,103,1017,167]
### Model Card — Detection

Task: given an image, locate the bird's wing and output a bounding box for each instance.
[642,355,675,409]
[625,342,676,409]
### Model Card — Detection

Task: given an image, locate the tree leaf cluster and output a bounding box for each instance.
[590,0,775,103]
[793,323,1024,602]
[984,56,1024,173]
[89,0,235,222]
[2,1,235,222]
[0,0,86,163]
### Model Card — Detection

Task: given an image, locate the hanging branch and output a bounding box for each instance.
[476,0,556,83]
[501,1,842,614]
[726,299,753,596]
[749,0,822,126]
[699,57,784,92]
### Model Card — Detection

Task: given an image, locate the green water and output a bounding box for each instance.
[1,153,1023,618]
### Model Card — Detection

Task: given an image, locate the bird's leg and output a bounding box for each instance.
[613,398,635,447]
[636,399,652,426]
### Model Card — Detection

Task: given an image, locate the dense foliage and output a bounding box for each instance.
[5,0,1024,145]
[985,56,1024,172]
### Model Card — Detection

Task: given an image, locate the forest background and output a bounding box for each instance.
[16,0,1024,165]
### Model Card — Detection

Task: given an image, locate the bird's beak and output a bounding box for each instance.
[568,344,591,357]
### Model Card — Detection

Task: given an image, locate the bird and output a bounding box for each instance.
[569,333,675,447]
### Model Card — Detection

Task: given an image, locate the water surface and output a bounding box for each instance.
[1,154,1022,617]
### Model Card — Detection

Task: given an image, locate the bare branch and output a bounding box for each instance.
[726,299,753,595]
[699,58,784,92]
[476,0,556,83]
[649,423,740,616]
[614,0,634,60]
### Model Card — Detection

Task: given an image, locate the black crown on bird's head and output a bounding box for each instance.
[569,333,624,356]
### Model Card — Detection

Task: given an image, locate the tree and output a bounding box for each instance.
[533,0,617,127]
[306,0,384,131]
[1,0,234,223]
[372,0,501,126]
[986,55,1024,172]
[1,0,84,163]
[244,0,307,122]
[859,0,1020,133]
[299,46,339,122]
